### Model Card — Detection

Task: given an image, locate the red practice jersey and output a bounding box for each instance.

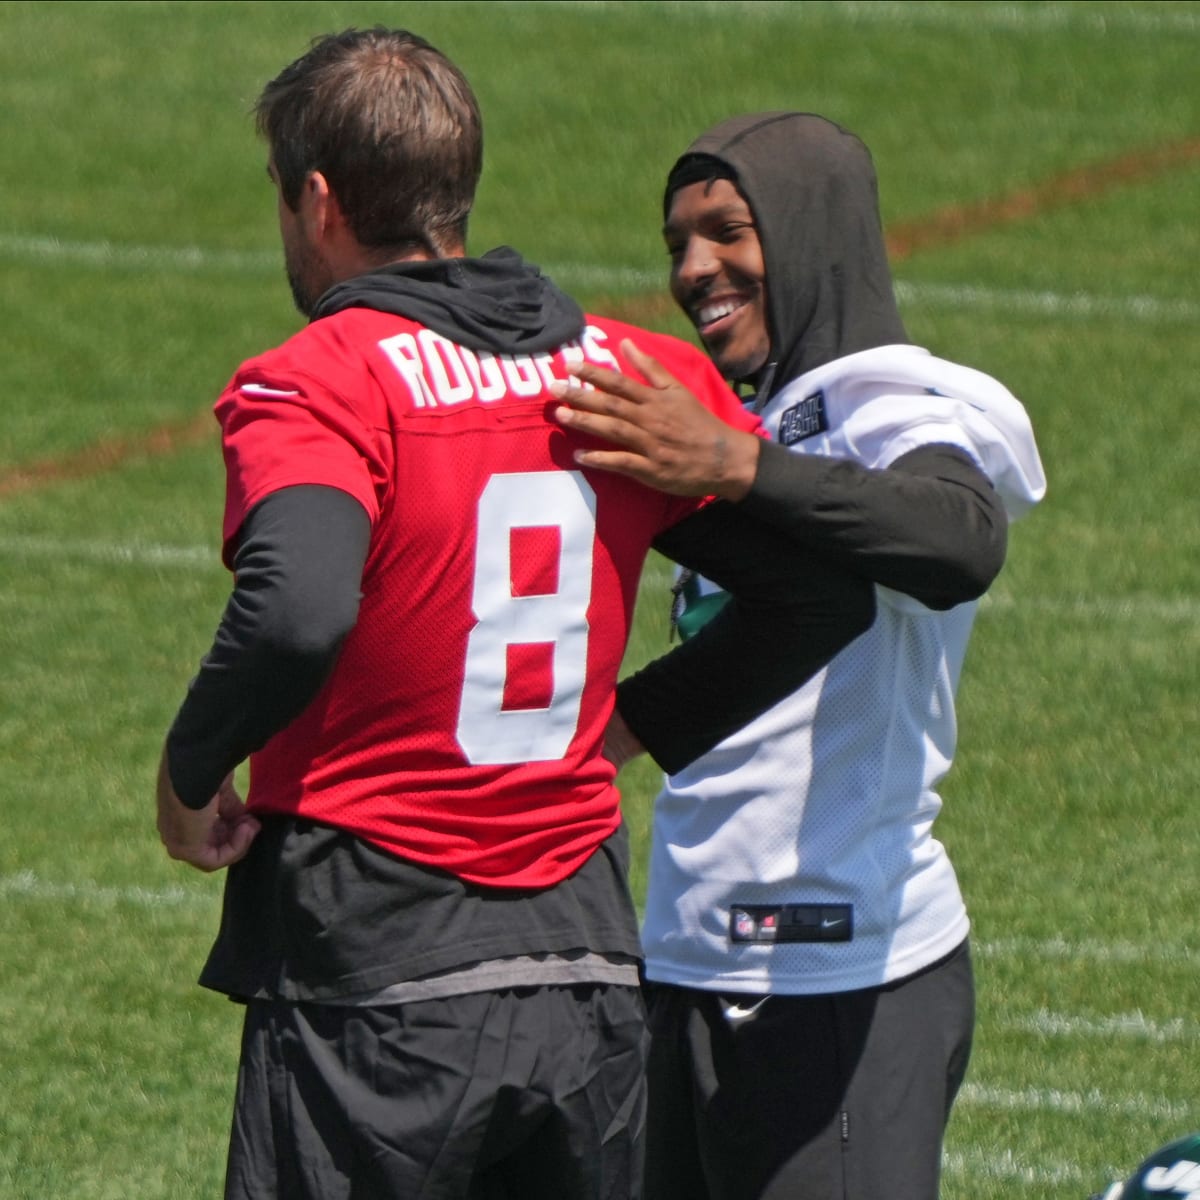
[216,311,757,887]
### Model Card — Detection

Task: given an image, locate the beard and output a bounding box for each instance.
[283,233,332,318]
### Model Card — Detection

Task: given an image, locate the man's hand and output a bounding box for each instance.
[156,750,261,873]
[602,708,646,773]
[552,340,760,500]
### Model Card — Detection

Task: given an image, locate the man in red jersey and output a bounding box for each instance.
[154,30,873,1200]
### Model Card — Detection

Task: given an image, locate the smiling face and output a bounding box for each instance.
[664,178,770,384]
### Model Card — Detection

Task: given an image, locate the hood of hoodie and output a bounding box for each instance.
[666,112,908,400]
[309,245,585,356]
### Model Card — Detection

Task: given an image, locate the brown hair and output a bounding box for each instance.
[256,28,483,254]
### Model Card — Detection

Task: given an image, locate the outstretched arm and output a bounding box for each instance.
[744,439,1006,609]
[554,339,1006,609]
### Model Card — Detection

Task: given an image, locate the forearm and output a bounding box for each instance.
[618,503,875,773]
[740,441,1007,609]
[617,573,872,773]
[165,486,369,808]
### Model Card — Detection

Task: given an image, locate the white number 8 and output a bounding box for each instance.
[456,471,596,764]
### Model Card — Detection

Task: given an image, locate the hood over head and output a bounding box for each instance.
[665,112,907,398]
[309,246,585,356]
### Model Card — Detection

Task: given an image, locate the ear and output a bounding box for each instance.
[297,171,341,242]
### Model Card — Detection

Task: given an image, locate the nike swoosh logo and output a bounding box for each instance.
[723,996,771,1023]
[239,383,302,397]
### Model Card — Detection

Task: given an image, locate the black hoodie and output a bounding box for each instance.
[311,246,585,355]
[662,112,1008,608]
[665,112,908,400]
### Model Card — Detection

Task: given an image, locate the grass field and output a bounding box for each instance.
[1,2,1197,1196]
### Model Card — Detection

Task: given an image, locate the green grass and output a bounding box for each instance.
[2,2,1198,1196]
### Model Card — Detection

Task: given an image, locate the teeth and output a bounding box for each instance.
[697,300,740,326]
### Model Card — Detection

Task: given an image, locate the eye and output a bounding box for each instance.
[716,221,752,242]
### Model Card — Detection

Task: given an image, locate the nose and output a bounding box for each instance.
[672,236,718,294]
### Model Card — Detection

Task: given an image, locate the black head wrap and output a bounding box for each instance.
[663,155,739,217]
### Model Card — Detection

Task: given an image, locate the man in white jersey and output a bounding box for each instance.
[555,113,1046,1199]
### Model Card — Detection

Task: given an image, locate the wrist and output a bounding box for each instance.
[604,708,646,770]
[714,430,760,502]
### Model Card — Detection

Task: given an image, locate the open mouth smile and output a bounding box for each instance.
[694,296,748,337]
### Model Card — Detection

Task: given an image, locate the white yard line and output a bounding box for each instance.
[976,934,1200,966]
[536,0,1200,37]
[1005,1008,1200,1043]
[5,534,1199,627]
[959,1082,1195,1123]
[0,232,277,274]
[893,280,1200,324]
[0,869,205,908]
[820,0,1200,35]
[0,233,1194,324]
[0,534,217,569]
[943,1145,1108,1188]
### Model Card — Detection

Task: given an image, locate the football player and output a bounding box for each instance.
[555,112,1047,1200]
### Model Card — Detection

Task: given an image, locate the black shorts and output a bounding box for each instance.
[643,940,974,1200]
[225,983,648,1200]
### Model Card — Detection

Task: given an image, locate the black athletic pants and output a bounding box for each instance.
[225,983,648,1200]
[643,939,974,1200]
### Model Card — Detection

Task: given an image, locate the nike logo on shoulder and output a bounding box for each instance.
[239,383,302,397]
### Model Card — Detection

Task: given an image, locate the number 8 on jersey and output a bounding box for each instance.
[457,471,596,765]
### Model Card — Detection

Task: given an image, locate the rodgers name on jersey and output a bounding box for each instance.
[379,324,621,410]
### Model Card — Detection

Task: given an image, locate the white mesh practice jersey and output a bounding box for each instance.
[641,344,1046,995]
